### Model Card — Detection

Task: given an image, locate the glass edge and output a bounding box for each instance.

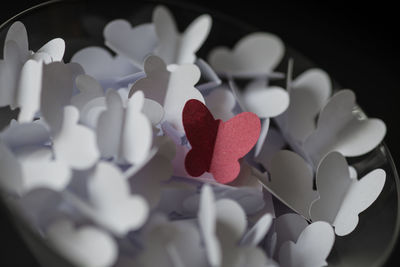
[0,1,399,266]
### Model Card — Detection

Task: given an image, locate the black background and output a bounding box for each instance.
[0,0,399,266]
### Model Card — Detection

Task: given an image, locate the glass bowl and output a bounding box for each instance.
[0,0,399,266]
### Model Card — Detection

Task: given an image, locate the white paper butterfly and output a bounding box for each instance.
[208,32,284,77]
[47,219,118,267]
[96,90,153,165]
[279,221,335,267]
[153,5,212,65]
[129,55,204,132]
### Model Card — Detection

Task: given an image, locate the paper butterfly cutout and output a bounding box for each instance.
[208,32,284,77]
[242,79,289,119]
[67,162,149,236]
[276,68,332,144]
[96,90,152,165]
[47,219,117,267]
[3,21,65,63]
[104,19,158,68]
[205,86,236,121]
[0,21,65,122]
[53,106,100,170]
[129,55,204,132]
[126,139,174,208]
[0,121,71,195]
[73,75,164,129]
[273,213,309,259]
[153,5,212,65]
[40,62,84,134]
[183,99,261,184]
[71,46,139,89]
[0,142,71,196]
[279,221,335,267]
[138,214,207,267]
[198,185,274,267]
[310,151,386,236]
[260,150,318,219]
[231,79,289,156]
[303,89,386,166]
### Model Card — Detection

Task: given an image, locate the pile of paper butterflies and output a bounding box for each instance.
[0,5,388,267]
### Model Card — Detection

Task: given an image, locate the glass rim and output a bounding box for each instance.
[0,0,399,266]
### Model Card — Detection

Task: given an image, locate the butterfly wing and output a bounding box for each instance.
[210,112,260,183]
[183,99,219,177]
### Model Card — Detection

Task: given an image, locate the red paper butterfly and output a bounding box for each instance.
[183,99,261,184]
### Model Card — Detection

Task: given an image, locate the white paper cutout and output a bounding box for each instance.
[53,106,100,170]
[68,162,149,236]
[208,32,284,77]
[256,127,286,169]
[273,213,308,258]
[0,119,49,149]
[279,221,334,267]
[276,68,331,144]
[262,150,318,219]
[304,90,386,165]
[310,151,386,236]
[197,184,273,267]
[41,62,84,134]
[153,5,212,65]
[138,215,207,267]
[205,86,236,121]
[71,74,104,112]
[243,79,289,119]
[198,185,221,267]
[127,152,174,208]
[47,219,118,267]
[241,213,273,246]
[96,90,152,165]
[0,22,65,121]
[71,46,139,86]
[104,19,158,68]
[129,55,204,132]
[5,21,65,63]
[0,122,71,195]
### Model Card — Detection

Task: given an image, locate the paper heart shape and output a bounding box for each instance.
[71,47,139,88]
[129,55,204,132]
[183,99,261,184]
[53,106,100,170]
[104,19,158,68]
[208,32,284,77]
[279,221,334,267]
[47,220,117,267]
[153,5,212,65]
[310,151,386,236]
[96,90,152,165]
[304,89,386,165]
